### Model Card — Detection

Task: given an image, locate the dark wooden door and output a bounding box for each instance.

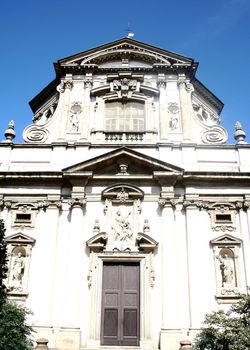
[101,262,140,346]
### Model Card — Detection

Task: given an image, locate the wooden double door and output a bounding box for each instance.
[101,262,140,346]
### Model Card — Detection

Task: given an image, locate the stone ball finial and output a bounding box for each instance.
[234,121,246,144]
[4,120,16,143]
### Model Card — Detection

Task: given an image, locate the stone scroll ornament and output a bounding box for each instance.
[201,126,228,144]
[23,126,49,143]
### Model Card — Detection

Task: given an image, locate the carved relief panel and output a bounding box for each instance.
[103,185,143,252]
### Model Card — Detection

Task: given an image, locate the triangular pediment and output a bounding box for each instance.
[56,38,196,71]
[63,147,183,178]
[210,234,242,246]
[5,232,36,245]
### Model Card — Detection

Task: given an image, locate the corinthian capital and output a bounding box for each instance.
[58,80,73,93]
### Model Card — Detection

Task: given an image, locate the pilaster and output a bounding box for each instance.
[57,74,74,140]
[178,74,194,141]
[159,194,178,329]
[62,196,86,328]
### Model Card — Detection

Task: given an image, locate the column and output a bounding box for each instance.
[178,75,193,142]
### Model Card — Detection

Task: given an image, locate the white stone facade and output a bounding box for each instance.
[1,38,250,350]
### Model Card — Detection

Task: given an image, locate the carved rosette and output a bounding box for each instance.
[23,126,49,143]
[201,126,228,144]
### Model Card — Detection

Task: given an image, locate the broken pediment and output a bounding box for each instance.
[55,38,197,73]
[136,232,158,252]
[62,147,183,180]
[210,234,242,247]
[86,232,108,252]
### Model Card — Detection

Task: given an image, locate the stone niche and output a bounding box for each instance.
[5,232,36,300]
[210,234,243,302]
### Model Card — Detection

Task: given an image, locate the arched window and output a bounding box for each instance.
[105,101,145,132]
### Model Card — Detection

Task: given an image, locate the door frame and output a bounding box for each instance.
[86,253,153,348]
[101,261,140,346]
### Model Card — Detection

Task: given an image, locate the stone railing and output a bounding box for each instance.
[91,130,157,143]
[105,131,144,142]
[34,338,192,349]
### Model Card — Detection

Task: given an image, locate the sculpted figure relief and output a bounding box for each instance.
[12,252,25,283]
[219,253,234,288]
[112,209,132,241]
[70,114,79,132]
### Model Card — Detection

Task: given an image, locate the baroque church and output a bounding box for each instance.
[1,38,250,350]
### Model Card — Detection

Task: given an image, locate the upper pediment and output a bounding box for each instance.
[63,147,183,179]
[55,38,197,73]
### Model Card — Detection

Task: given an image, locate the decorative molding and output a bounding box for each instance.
[208,203,237,232]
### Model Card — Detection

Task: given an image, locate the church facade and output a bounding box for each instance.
[1,38,250,350]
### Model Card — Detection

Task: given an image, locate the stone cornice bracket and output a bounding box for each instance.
[68,197,86,209]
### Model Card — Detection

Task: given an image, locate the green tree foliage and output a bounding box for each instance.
[194,295,250,350]
[0,219,34,350]
[0,302,33,350]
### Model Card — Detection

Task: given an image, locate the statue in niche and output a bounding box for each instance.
[112,209,132,241]
[70,114,79,132]
[12,252,25,283]
[169,115,178,130]
[219,252,235,288]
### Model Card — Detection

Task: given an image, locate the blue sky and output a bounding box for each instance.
[0,0,250,143]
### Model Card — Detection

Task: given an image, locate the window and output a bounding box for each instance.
[105,101,145,132]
